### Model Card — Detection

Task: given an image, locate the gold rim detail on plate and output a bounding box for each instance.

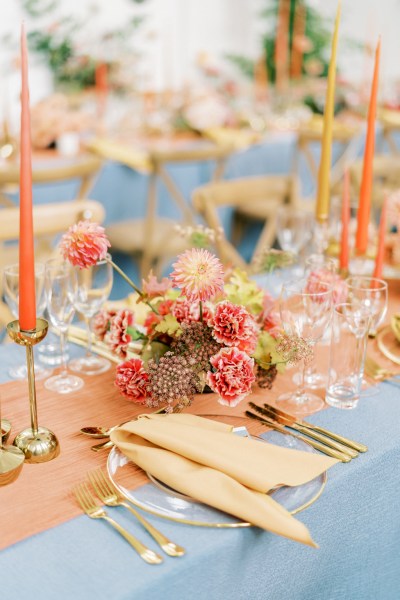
[377,325,400,366]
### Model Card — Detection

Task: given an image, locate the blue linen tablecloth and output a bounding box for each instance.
[0,340,400,600]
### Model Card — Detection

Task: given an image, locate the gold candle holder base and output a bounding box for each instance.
[13,426,59,463]
[7,318,60,464]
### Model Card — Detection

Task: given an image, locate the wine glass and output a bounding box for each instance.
[345,277,388,336]
[278,278,333,415]
[44,259,84,394]
[2,263,52,380]
[276,206,313,255]
[345,276,388,398]
[69,254,113,376]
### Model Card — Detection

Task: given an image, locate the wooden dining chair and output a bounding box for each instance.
[0,153,103,207]
[105,143,235,278]
[192,174,299,269]
[349,154,400,209]
[0,199,105,329]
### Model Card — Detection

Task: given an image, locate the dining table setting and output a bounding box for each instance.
[2,5,400,600]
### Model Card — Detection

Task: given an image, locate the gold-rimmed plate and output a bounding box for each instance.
[377,325,400,365]
[106,416,327,528]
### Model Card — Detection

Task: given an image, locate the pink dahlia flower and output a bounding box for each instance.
[207,346,255,407]
[107,309,135,358]
[211,301,259,354]
[115,358,149,403]
[142,270,172,298]
[171,248,224,302]
[60,220,110,269]
[93,309,117,341]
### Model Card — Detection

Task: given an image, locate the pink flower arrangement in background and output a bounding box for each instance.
[60,220,110,268]
[306,269,347,305]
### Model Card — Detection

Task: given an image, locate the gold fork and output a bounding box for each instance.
[72,482,163,564]
[88,468,185,557]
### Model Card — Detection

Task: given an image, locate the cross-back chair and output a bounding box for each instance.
[192,174,299,269]
[0,199,105,328]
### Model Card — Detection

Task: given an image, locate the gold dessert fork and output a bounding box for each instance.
[88,468,185,557]
[72,482,163,564]
[364,356,400,381]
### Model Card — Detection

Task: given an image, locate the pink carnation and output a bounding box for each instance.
[93,309,117,341]
[171,248,224,302]
[211,301,259,354]
[207,347,255,407]
[172,298,213,323]
[306,270,346,304]
[142,270,172,298]
[115,358,149,403]
[60,220,111,269]
[107,309,135,358]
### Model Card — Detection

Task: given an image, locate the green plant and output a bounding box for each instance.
[19,0,147,92]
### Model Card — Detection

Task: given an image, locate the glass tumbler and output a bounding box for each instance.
[325,303,371,410]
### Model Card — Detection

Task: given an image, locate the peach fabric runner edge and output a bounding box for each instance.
[1,279,399,550]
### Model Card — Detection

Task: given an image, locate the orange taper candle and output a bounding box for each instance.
[339,169,350,271]
[19,23,36,331]
[373,197,387,279]
[355,38,381,255]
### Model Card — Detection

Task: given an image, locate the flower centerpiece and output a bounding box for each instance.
[60,221,309,412]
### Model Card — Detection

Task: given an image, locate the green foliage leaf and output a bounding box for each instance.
[155,314,182,337]
[253,331,286,373]
[224,269,264,315]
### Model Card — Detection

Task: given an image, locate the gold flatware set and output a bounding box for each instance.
[73,468,185,564]
[246,402,368,463]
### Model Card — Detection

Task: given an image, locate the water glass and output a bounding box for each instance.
[44,259,84,394]
[326,303,371,409]
[69,254,113,376]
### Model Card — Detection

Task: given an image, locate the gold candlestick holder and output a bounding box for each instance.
[7,318,60,463]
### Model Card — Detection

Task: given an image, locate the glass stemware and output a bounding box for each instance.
[69,254,113,376]
[278,278,333,415]
[345,276,388,398]
[345,276,388,336]
[2,263,52,381]
[44,259,84,394]
[276,206,313,256]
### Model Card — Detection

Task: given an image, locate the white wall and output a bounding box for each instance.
[1,0,400,126]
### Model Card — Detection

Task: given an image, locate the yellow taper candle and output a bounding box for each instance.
[315,1,341,223]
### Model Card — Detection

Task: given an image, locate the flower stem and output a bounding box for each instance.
[199,301,203,323]
[107,258,158,314]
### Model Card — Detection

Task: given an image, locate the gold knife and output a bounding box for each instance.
[262,403,368,453]
[245,411,351,462]
[249,403,358,459]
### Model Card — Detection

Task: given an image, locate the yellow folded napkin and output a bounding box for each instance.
[86,138,153,173]
[110,414,338,546]
[202,127,261,149]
